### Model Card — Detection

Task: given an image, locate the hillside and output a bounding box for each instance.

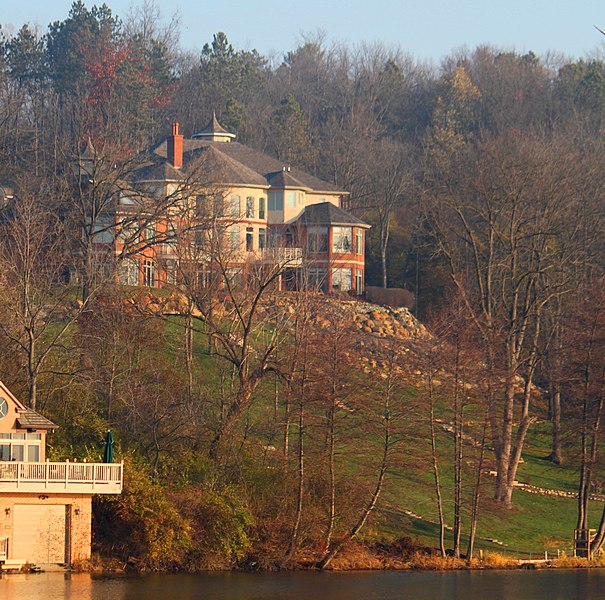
[121,291,587,564]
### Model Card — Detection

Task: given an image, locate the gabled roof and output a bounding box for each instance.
[296,202,371,228]
[0,380,58,430]
[151,139,345,194]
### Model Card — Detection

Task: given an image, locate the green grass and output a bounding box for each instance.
[144,314,593,559]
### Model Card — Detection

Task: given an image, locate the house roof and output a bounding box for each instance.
[189,145,268,186]
[296,202,371,228]
[266,170,309,190]
[132,159,185,182]
[0,380,58,431]
[16,409,57,430]
[151,138,345,194]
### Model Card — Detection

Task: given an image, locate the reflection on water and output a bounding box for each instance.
[2,569,605,600]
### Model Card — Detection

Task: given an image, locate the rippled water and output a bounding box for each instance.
[2,569,605,600]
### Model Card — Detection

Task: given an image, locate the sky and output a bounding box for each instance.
[2,0,605,65]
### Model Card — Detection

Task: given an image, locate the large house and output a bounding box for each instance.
[0,382,122,569]
[89,116,370,295]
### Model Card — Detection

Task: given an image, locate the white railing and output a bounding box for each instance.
[261,247,303,265]
[0,460,123,494]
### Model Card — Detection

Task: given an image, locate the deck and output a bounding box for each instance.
[0,460,123,494]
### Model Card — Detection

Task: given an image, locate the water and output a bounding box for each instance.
[2,569,605,600]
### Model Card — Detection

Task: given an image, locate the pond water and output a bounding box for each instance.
[2,569,605,600]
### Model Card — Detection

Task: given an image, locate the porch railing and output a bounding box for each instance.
[0,460,123,494]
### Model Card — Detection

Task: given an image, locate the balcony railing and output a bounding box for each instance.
[260,247,303,266]
[0,460,123,494]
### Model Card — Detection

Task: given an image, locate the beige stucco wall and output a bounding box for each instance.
[305,192,341,208]
[0,493,93,563]
[0,393,48,461]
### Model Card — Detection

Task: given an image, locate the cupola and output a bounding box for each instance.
[192,112,236,143]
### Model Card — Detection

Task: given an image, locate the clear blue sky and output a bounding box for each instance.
[2,0,605,64]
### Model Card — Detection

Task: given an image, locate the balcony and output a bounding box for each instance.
[260,247,303,267]
[0,460,123,495]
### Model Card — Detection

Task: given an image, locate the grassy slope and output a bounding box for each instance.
[378,421,592,558]
[160,312,591,559]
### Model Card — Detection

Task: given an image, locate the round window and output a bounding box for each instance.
[0,398,7,419]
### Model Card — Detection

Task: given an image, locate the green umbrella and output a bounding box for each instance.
[102,430,114,463]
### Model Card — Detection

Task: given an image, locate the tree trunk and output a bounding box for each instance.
[428,353,446,557]
[467,412,488,562]
[317,377,391,569]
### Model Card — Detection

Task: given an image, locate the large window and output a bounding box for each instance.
[91,218,114,243]
[143,260,156,287]
[246,197,255,219]
[118,258,140,286]
[229,195,241,218]
[0,433,41,462]
[307,268,328,292]
[259,197,266,219]
[259,228,266,250]
[286,191,296,208]
[268,191,284,211]
[332,268,352,292]
[355,229,363,255]
[332,227,353,253]
[307,226,328,253]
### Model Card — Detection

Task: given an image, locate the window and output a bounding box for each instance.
[268,191,283,211]
[0,432,41,462]
[356,229,363,255]
[225,267,243,289]
[259,197,266,219]
[332,268,352,292]
[118,258,140,286]
[143,260,156,287]
[229,195,241,218]
[355,270,363,295]
[307,226,328,253]
[166,259,178,284]
[298,192,304,205]
[268,229,281,248]
[246,227,254,252]
[117,218,137,243]
[91,218,114,243]
[259,228,266,250]
[307,268,328,292]
[246,196,255,219]
[141,223,155,242]
[332,227,353,253]
[230,226,241,250]
[286,191,296,208]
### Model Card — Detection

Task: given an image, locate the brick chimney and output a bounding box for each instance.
[167,122,183,168]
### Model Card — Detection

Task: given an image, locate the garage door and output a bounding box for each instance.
[12,504,67,564]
